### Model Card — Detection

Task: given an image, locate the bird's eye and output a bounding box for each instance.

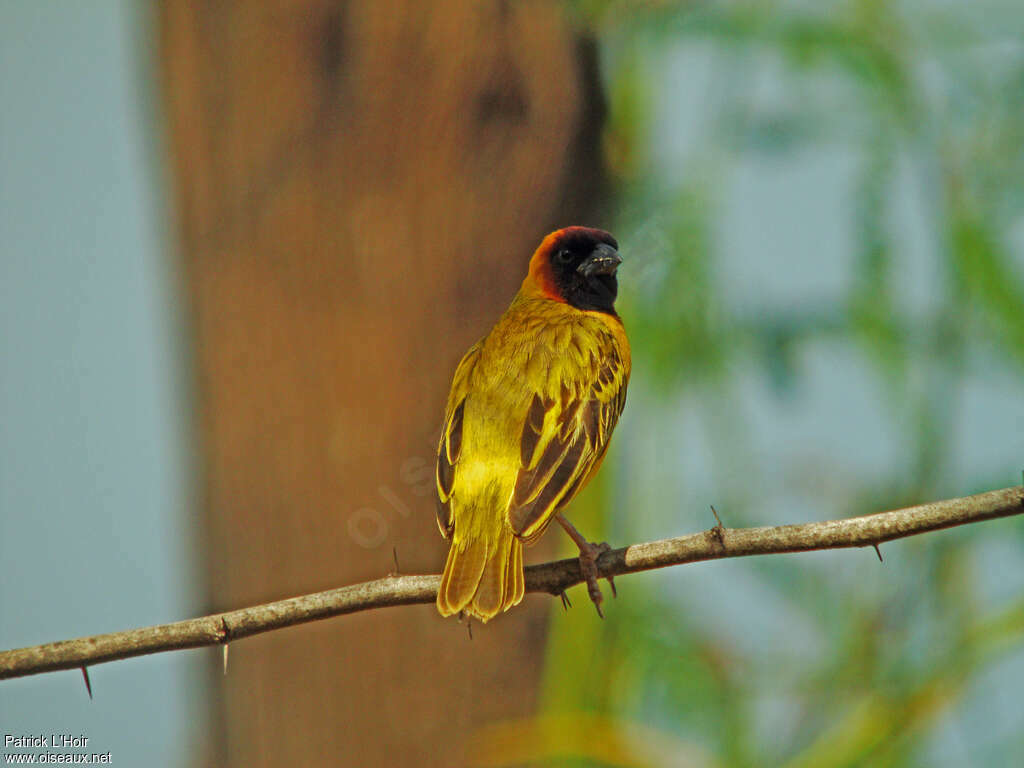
[556,249,573,264]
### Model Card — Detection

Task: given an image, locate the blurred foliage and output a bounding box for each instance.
[477,1,1024,766]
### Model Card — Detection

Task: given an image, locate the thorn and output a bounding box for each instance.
[873,543,883,563]
[457,609,473,640]
[81,666,93,700]
[560,591,572,611]
[392,546,400,575]
[709,505,726,546]
[219,617,232,675]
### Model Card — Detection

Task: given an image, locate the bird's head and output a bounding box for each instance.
[525,226,621,314]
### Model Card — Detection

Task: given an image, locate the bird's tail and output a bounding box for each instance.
[437,524,524,622]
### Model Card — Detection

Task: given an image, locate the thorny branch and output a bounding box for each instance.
[2,485,1022,683]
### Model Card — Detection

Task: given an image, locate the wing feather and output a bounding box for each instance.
[436,343,481,538]
[507,331,628,543]
[520,394,548,468]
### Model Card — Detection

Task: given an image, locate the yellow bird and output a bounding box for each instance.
[436,227,630,622]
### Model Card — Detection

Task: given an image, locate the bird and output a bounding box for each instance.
[435,226,630,623]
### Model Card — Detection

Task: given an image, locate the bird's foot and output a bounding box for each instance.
[555,514,615,618]
[577,540,611,618]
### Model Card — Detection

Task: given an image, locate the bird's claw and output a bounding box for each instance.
[578,540,612,618]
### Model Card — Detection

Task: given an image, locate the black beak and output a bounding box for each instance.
[576,243,622,278]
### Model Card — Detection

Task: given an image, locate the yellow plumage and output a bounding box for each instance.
[435,229,630,622]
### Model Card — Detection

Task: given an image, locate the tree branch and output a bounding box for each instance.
[2,485,1022,682]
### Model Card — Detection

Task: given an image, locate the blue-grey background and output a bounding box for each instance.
[1,3,197,765]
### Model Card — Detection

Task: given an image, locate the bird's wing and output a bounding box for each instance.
[508,337,628,543]
[435,342,481,538]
